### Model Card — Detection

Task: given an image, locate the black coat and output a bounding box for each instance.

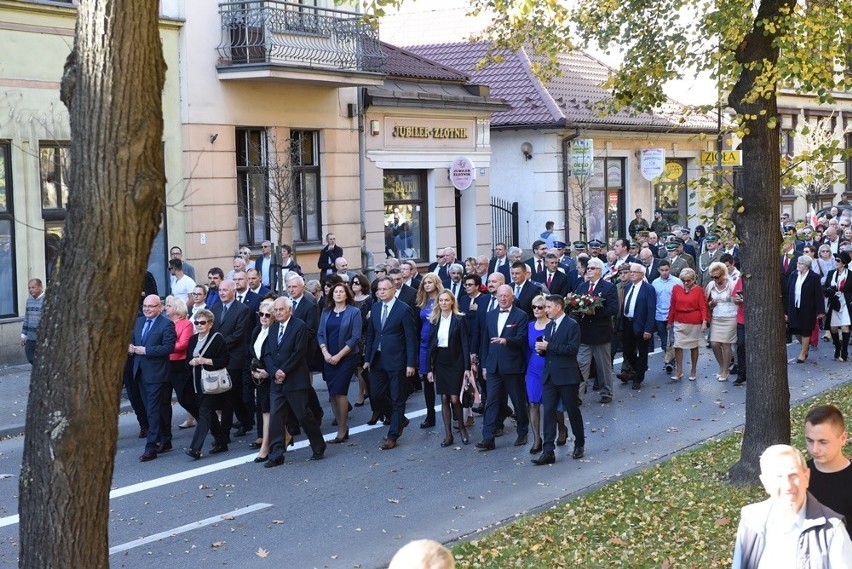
[786,270,824,334]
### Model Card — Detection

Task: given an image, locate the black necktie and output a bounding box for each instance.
[624,285,635,317]
[489,297,497,311]
[237,295,243,303]
[537,260,543,274]
[500,309,511,313]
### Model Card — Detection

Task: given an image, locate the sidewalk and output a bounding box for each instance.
[0,364,134,440]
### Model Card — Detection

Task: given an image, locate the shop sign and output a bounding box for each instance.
[449,156,475,191]
[571,139,594,176]
[699,150,742,167]
[640,148,666,181]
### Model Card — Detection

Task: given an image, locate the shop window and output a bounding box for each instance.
[291,130,322,245]
[236,128,270,246]
[383,171,427,262]
[589,158,625,242]
[0,144,16,317]
[654,159,688,226]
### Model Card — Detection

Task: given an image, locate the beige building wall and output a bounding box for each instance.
[178,0,363,277]
[0,1,183,364]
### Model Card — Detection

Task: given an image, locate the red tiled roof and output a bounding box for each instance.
[408,42,718,131]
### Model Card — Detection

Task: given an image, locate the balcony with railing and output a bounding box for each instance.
[216,1,387,86]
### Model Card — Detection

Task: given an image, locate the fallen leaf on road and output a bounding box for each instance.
[256,547,269,558]
[271,520,285,524]
[211,541,225,548]
[716,517,729,526]
[609,536,626,546]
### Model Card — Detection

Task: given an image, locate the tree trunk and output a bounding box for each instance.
[19,1,166,566]
[727,0,796,485]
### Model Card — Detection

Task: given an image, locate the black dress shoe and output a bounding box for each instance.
[471,405,485,415]
[733,377,747,386]
[185,449,201,460]
[572,445,585,459]
[264,455,285,468]
[420,419,435,429]
[367,412,381,426]
[253,455,268,463]
[139,450,157,462]
[600,395,612,404]
[156,442,173,453]
[209,444,228,454]
[475,440,495,451]
[309,451,325,461]
[513,435,528,446]
[532,451,556,465]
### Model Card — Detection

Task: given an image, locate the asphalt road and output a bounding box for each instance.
[0,344,848,568]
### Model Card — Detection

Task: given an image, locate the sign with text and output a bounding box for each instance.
[699,150,742,167]
[384,117,475,150]
[640,148,666,181]
[571,139,594,176]
[449,156,475,191]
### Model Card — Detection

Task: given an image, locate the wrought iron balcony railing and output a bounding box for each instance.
[217,1,386,73]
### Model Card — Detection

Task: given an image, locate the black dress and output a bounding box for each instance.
[186,333,230,452]
[428,314,470,396]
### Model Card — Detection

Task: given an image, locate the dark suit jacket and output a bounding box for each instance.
[458,293,487,357]
[525,257,547,277]
[534,270,569,296]
[237,289,261,313]
[513,280,543,317]
[291,294,322,371]
[132,314,176,383]
[395,285,418,324]
[263,317,311,391]
[488,257,511,281]
[643,259,661,283]
[479,306,528,376]
[364,299,417,371]
[255,254,278,293]
[427,313,471,372]
[622,282,657,336]
[211,300,253,370]
[574,278,618,345]
[317,305,362,356]
[541,316,581,385]
[445,281,466,299]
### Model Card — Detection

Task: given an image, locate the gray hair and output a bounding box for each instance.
[285,272,305,286]
[448,263,464,274]
[508,246,523,257]
[587,257,604,270]
[797,255,813,268]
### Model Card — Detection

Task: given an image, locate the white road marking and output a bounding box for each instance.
[108,503,272,555]
[0,407,429,529]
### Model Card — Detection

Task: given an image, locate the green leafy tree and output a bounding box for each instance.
[366,0,852,483]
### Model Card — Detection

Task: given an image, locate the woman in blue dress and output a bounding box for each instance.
[318,283,362,443]
[526,297,550,454]
[417,273,444,429]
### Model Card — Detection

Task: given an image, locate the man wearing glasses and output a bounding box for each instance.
[169,245,196,281]
[573,258,618,403]
[129,295,177,462]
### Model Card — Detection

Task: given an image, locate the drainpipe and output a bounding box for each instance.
[358,86,373,276]
[561,128,581,242]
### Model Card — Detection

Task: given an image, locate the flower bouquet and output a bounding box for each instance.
[564,292,604,318]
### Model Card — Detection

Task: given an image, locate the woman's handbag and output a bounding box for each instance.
[199,333,232,395]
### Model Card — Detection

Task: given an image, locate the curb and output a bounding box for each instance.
[0,401,136,441]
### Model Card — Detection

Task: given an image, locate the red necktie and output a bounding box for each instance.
[589,281,595,296]
[784,257,789,271]
[537,260,543,274]
[547,273,553,288]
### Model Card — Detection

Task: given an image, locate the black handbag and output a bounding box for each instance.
[461,382,474,408]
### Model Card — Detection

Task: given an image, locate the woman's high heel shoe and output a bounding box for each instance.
[253,454,268,463]
[329,429,349,444]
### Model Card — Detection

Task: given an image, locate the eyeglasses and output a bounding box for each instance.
[258,312,272,318]
[261,245,271,249]
[464,282,477,287]
[712,274,724,279]
[194,320,208,325]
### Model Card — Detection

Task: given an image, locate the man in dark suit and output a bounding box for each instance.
[446,263,466,299]
[389,268,418,319]
[255,241,278,293]
[532,295,584,464]
[129,295,177,462]
[574,257,619,403]
[525,240,549,277]
[619,263,657,390]
[233,270,261,312]
[476,284,530,450]
[510,261,542,317]
[211,279,253,436]
[639,248,661,283]
[363,276,417,450]
[488,242,511,281]
[263,297,326,467]
[284,273,324,424]
[534,253,570,296]
[400,259,422,290]
[246,268,271,298]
